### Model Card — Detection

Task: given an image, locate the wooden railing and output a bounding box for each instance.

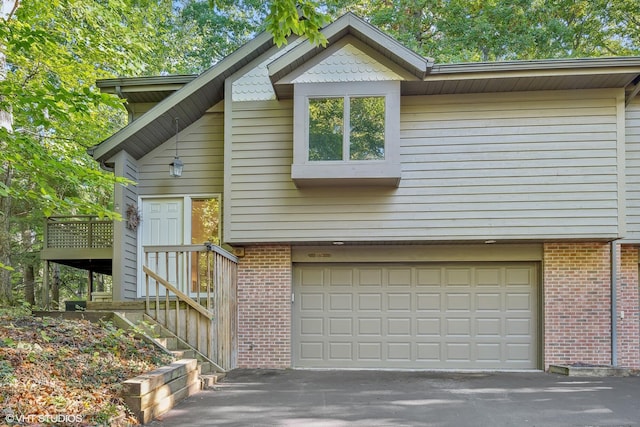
[143,244,238,372]
[44,216,113,249]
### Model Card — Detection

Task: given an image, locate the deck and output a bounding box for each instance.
[41,216,113,274]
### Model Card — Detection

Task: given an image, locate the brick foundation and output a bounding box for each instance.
[236,245,291,368]
[543,243,612,369]
[617,245,640,368]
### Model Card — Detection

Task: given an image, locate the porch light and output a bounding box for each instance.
[169,117,183,177]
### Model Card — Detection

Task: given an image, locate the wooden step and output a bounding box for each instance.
[200,372,225,390]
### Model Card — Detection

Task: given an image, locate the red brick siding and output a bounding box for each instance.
[543,243,611,369]
[617,245,640,368]
[236,245,291,368]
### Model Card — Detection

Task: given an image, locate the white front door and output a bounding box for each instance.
[141,198,184,295]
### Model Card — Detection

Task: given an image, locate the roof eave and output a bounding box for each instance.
[92,31,275,163]
[267,12,432,91]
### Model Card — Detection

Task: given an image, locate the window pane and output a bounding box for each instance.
[191,198,219,245]
[309,98,343,161]
[349,96,385,160]
[191,198,219,293]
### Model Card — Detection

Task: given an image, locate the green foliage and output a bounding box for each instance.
[265,0,329,47]
[0,360,15,385]
[324,0,640,62]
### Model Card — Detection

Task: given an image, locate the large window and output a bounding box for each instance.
[308,96,385,161]
[292,81,401,186]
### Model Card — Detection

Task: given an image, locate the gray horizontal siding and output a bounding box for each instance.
[138,112,224,195]
[122,157,139,300]
[624,97,640,242]
[228,90,622,243]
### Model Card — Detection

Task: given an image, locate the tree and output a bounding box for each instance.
[323,0,640,62]
[0,0,175,306]
[0,0,329,306]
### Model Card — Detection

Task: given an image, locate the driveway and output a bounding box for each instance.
[151,369,640,426]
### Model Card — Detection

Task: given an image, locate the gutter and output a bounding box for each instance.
[610,241,618,366]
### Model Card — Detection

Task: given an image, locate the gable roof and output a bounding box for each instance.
[91,12,640,164]
[267,12,433,98]
[91,30,275,163]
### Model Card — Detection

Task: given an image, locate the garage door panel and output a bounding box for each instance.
[293,263,538,369]
[330,268,354,286]
[388,318,411,336]
[476,318,501,336]
[359,268,383,286]
[358,343,382,360]
[301,318,324,335]
[329,318,353,336]
[329,293,353,311]
[358,318,382,335]
[389,268,412,286]
[446,318,471,336]
[446,343,471,361]
[446,268,472,286]
[300,342,324,360]
[329,342,353,360]
[388,343,411,360]
[477,293,502,311]
[446,293,471,311]
[506,293,532,310]
[506,318,532,336]
[417,293,441,310]
[477,343,501,361]
[300,293,324,311]
[417,318,441,336]
[476,268,502,286]
[417,268,442,286]
[388,293,411,311]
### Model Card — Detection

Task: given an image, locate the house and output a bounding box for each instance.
[46,12,640,371]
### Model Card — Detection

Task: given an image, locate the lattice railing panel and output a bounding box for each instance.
[45,216,113,249]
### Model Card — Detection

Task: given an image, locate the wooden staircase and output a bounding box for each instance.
[119,311,225,389]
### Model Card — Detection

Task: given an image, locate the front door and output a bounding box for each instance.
[140,196,220,297]
[141,198,184,295]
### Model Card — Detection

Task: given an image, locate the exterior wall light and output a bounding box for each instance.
[169,117,183,177]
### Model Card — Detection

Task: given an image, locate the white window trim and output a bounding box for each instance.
[292,81,401,187]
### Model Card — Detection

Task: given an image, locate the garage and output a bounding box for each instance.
[292,263,539,370]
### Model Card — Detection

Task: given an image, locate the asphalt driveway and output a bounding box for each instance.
[152,369,640,427]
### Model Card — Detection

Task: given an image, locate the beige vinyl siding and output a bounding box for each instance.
[228,89,622,243]
[138,111,224,196]
[624,97,640,242]
[122,157,139,300]
[111,151,139,300]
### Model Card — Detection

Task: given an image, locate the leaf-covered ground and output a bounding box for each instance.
[0,314,174,426]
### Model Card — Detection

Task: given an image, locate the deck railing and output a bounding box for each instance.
[143,244,238,371]
[44,216,113,249]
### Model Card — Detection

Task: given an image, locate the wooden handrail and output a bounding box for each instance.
[143,244,238,263]
[142,265,213,319]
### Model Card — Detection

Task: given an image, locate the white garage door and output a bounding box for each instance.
[293,263,538,369]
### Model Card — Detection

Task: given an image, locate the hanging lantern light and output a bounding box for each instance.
[169,117,183,177]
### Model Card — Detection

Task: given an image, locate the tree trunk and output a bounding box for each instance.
[51,263,60,309]
[0,168,13,306]
[23,262,34,306]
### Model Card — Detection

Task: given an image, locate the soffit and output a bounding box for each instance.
[96,75,197,104]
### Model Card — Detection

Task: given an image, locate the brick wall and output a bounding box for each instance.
[543,243,611,369]
[236,245,291,368]
[617,245,640,368]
